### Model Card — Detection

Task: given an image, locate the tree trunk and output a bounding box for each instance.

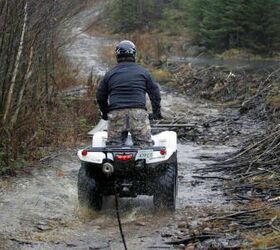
[11,46,33,127]
[2,1,28,124]
[0,0,9,107]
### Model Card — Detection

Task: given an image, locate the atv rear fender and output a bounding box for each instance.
[77,131,177,164]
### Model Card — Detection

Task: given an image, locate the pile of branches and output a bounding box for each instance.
[203,124,280,202]
[167,64,280,247]
[151,114,204,141]
[152,113,245,144]
[194,124,280,248]
[167,125,280,248]
[168,64,280,121]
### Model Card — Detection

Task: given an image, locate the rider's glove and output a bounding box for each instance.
[102,113,108,120]
[154,112,163,120]
[149,111,163,120]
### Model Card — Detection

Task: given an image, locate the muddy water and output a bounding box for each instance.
[0,6,262,250]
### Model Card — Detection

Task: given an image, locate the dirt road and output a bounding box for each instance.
[0,5,263,250]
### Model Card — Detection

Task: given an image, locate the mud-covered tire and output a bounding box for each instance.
[153,158,178,211]
[77,164,102,211]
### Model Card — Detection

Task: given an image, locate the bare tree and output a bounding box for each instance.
[2,1,28,124]
[0,0,87,167]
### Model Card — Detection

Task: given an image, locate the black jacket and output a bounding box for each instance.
[96,62,161,117]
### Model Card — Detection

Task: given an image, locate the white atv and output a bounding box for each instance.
[77,120,178,211]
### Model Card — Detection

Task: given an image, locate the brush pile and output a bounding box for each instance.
[204,124,280,202]
[166,63,280,248]
[167,126,280,248]
[191,66,280,247]
[168,64,280,121]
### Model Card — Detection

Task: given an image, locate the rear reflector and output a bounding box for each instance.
[115,154,133,161]
[160,148,167,155]
[81,149,88,156]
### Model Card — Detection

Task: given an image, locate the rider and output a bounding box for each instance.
[96,40,162,147]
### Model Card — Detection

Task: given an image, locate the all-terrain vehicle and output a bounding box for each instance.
[77,120,178,211]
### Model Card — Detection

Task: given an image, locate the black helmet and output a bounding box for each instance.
[115,40,136,62]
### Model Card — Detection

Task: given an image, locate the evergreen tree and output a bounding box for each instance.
[242,0,280,54]
[111,0,157,32]
[111,0,137,32]
[111,0,173,32]
[110,0,279,54]
[187,0,208,43]
[199,0,246,49]
[187,0,280,54]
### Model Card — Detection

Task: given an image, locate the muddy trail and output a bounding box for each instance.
[0,6,264,250]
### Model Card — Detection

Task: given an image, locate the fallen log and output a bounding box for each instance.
[152,123,202,128]
[206,208,263,221]
[192,175,232,181]
[165,233,222,245]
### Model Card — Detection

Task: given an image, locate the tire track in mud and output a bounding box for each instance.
[0,5,263,250]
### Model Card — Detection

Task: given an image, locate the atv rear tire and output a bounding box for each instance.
[153,157,177,211]
[77,164,102,211]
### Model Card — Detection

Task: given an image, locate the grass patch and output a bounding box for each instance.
[267,95,280,108]
[217,49,261,60]
[151,69,172,82]
[246,232,280,249]
[217,48,280,60]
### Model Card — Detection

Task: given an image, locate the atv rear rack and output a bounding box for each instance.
[84,146,165,153]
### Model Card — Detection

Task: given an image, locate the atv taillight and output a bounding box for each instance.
[160,148,167,155]
[115,154,133,161]
[81,149,88,156]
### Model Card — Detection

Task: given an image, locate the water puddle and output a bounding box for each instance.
[177,143,235,209]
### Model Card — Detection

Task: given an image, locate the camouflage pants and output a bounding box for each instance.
[107,108,153,147]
